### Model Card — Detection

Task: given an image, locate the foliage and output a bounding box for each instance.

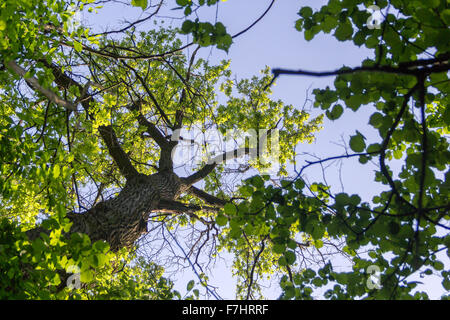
[0,0,448,300]
[0,217,178,299]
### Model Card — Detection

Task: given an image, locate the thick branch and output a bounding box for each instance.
[157,199,219,227]
[97,125,139,179]
[6,60,77,110]
[157,199,220,214]
[268,55,450,88]
[126,101,175,171]
[183,147,252,186]
[131,105,169,147]
[417,75,427,213]
[187,186,227,207]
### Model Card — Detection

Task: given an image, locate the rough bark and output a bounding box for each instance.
[27,171,189,251]
[95,172,186,250]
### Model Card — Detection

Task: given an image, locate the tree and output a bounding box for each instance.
[0,0,449,300]
[0,0,322,299]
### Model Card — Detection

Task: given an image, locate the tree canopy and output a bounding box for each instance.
[0,0,449,300]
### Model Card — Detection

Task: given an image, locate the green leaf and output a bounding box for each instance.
[285,250,296,265]
[294,178,305,190]
[326,104,344,120]
[388,221,400,235]
[184,6,192,15]
[73,41,83,52]
[250,175,265,188]
[240,185,253,197]
[0,19,6,31]
[131,0,148,10]
[304,29,315,41]
[334,21,353,41]
[349,194,361,206]
[369,112,384,128]
[176,0,190,6]
[52,273,61,286]
[244,223,256,236]
[32,238,45,254]
[278,256,287,267]
[443,235,450,248]
[359,154,369,164]
[273,243,286,254]
[215,22,227,36]
[53,165,60,179]
[96,253,108,267]
[186,280,195,291]
[80,269,94,283]
[393,149,403,160]
[314,239,323,249]
[433,261,444,271]
[327,0,342,14]
[367,143,381,154]
[335,193,349,206]
[181,20,194,34]
[441,9,450,25]
[299,7,313,18]
[423,269,433,275]
[349,132,366,152]
[229,222,242,239]
[287,239,298,249]
[93,240,110,253]
[303,269,316,279]
[216,214,228,226]
[216,34,232,52]
[311,225,325,240]
[443,278,450,291]
[224,203,237,215]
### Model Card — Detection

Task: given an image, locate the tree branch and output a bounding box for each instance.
[97,125,139,179]
[92,0,164,37]
[121,60,172,127]
[187,186,227,207]
[126,101,169,148]
[41,59,139,179]
[268,55,450,88]
[157,199,219,227]
[231,0,275,39]
[378,84,418,210]
[182,147,252,186]
[124,98,175,171]
[6,60,77,111]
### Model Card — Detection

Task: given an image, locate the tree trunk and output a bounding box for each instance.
[28,171,185,251]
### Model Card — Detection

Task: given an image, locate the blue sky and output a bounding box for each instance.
[81,0,448,299]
